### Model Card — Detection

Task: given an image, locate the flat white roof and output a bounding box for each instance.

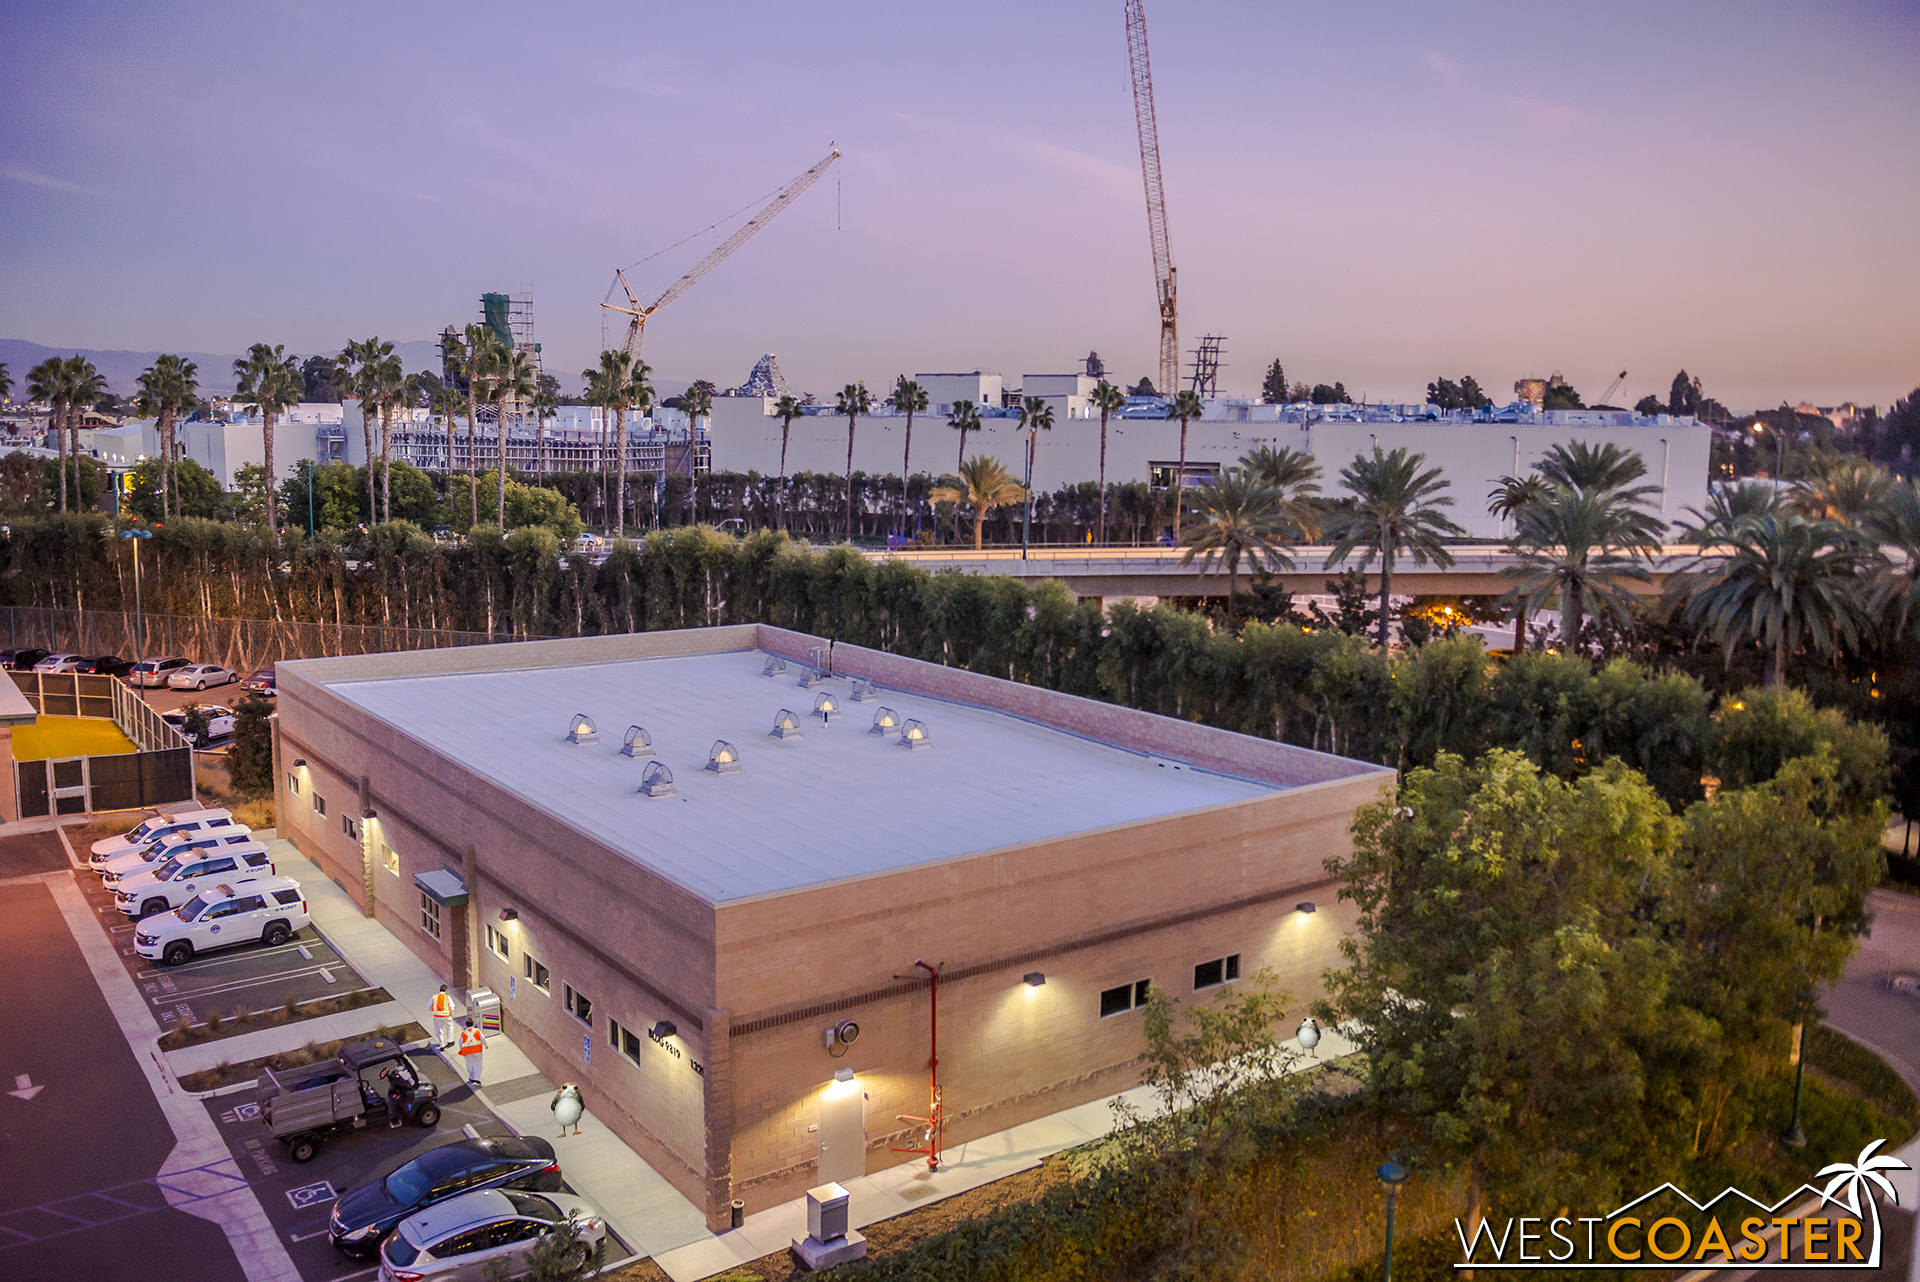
[328,650,1280,904]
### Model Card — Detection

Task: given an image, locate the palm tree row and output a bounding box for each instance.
[27,355,108,514]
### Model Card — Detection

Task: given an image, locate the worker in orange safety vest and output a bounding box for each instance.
[431,984,456,1048]
[459,1018,485,1087]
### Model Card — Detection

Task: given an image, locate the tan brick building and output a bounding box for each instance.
[272,624,1392,1230]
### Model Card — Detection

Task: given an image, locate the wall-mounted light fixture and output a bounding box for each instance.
[565,713,598,745]
[620,725,654,758]
[361,808,377,821]
[813,692,839,725]
[707,740,741,773]
[292,759,306,769]
[1024,972,1047,987]
[834,1066,855,1083]
[651,1020,677,1041]
[1296,901,1317,914]
[499,908,519,923]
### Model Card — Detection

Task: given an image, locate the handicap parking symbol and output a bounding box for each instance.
[232,1102,261,1121]
[286,1180,336,1210]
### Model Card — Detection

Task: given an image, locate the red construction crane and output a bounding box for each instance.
[601,146,840,360]
[1124,0,1177,396]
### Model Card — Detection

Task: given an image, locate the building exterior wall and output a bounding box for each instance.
[272,624,1392,1230]
[705,398,1714,539]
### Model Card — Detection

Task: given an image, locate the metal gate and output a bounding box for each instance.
[48,757,89,815]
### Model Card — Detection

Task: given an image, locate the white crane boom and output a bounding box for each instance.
[1124,0,1177,395]
[602,146,841,360]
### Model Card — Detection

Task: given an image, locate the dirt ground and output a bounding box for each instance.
[602,1155,1074,1282]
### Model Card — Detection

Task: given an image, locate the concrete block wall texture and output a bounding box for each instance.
[273,624,1394,1228]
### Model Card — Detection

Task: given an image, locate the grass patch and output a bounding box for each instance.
[175,1021,429,1093]
[158,987,394,1050]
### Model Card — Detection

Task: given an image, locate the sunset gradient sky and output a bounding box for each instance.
[4,0,1916,410]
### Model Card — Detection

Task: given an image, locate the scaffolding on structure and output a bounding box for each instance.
[1185,334,1227,399]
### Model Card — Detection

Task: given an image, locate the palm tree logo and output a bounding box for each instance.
[1815,1139,1911,1267]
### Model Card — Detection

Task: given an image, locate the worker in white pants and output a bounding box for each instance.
[459,1019,484,1087]
[431,984,456,1049]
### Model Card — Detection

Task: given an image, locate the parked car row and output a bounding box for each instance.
[161,704,239,747]
[0,649,137,675]
[0,647,277,694]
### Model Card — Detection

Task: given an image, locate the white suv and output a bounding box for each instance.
[135,877,310,966]
[97,827,255,884]
[89,808,235,865]
[114,843,275,918]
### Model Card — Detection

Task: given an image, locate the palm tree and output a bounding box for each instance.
[1680,480,1784,547]
[623,365,653,535]
[1865,478,1920,639]
[337,337,395,523]
[451,323,498,528]
[1817,1139,1908,1259]
[486,348,538,527]
[1535,440,1659,499]
[1502,486,1655,646]
[27,359,69,510]
[1018,395,1055,554]
[1683,514,1864,687]
[1090,380,1125,545]
[133,354,199,519]
[63,357,105,511]
[1486,473,1551,649]
[1795,453,1890,530]
[0,362,10,405]
[1240,443,1323,539]
[1320,446,1466,649]
[772,393,803,534]
[530,386,558,479]
[1179,468,1294,615]
[584,352,632,534]
[892,376,928,532]
[949,398,980,470]
[835,382,872,541]
[931,455,1025,551]
[1169,389,1203,539]
[232,343,303,538]
[372,355,409,523]
[430,383,467,496]
[680,380,712,526]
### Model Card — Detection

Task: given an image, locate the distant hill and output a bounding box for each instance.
[0,338,449,396]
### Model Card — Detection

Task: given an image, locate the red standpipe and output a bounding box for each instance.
[891,958,943,1170]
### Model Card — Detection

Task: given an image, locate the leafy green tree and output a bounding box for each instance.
[1308,382,1351,404]
[1711,685,1890,811]
[1260,359,1288,404]
[133,354,199,520]
[232,342,302,536]
[1634,394,1664,415]
[1669,369,1703,417]
[1169,388,1203,538]
[1090,380,1126,544]
[1426,376,1490,411]
[930,455,1024,550]
[230,463,272,525]
[772,393,803,533]
[300,353,342,402]
[1321,750,1691,1240]
[1320,446,1465,648]
[226,694,276,792]
[125,456,221,521]
[471,470,584,541]
[834,382,872,540]
[478,1209,606,1282]
[276,459,366,532]
[1178,469,1295,614]
[1684,515,1865,687]
[1541,379,1584,410]
[1309,569,1378,639]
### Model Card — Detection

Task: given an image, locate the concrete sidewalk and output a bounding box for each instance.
[266,839,711,1261]
[163,999,412,1077]
[652,1024,1359,1282]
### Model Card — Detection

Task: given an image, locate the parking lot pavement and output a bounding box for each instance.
[203,1049,512,1280]
[0,879,246,1281]
[0,830,69,878]
[73,868,378,1032]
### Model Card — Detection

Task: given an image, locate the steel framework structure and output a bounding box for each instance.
[1125,0,1178,396]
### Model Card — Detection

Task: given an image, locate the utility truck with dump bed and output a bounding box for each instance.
[257,1038,441,1164]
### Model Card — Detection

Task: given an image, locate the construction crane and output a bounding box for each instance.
[1124,0,1177,396]
[601,146,840,360]
[1594,369,1629,409]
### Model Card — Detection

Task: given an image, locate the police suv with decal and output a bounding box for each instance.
[135,877,310,966]
[113,843,275,918]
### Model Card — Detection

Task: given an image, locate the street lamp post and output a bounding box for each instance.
[1378,1155,1410,1282]
[1784,986,1815,1148]
[120,528,152,703]
[306,459,315,536]
[1752,421,1784,480]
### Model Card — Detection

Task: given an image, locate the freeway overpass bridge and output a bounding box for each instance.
[862,544,1715,601]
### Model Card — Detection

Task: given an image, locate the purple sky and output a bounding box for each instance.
[5,1,1916,410]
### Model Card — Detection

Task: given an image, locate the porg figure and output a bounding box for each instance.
[552,1082,585,1137]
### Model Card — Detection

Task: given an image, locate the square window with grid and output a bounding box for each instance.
[313,793,326,815]
[341,813,358,841]
[286,772,300,795]
[565,985,593,1028]
[486,923,511,961]
[1100,979,1152,1018]
[419,892,441,941]
[610,1019,643,1065]
[382,842,399,875]
[524,954,550,993]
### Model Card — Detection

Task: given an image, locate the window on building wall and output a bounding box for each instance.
[382,842,399,875]
[313,793,326,816]
[485,923,510,961]
[610,1019,643,1065]
[341,813,358,841]
[286,772,300,795]
[1193,954,1240,990]
[524,954,550,993]
[565,985,593,1028]
[1100,978,1152,1018]
[419,892,441,941]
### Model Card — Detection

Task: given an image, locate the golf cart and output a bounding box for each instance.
[257,1037,441,1163]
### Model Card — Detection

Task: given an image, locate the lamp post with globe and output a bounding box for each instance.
[1784,986,1816,1148]
[1378,1155,1410,1282]
[119,528,152,703]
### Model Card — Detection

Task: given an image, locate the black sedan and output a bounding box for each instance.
[0,648,48,671]
[327,1134,561,1256]
[82,655,135,677]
